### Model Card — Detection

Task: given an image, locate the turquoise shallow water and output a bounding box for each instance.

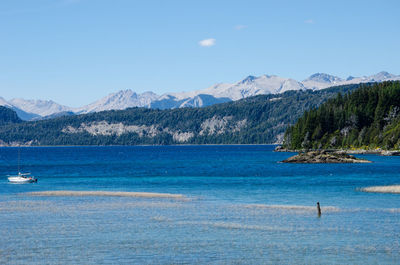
[1,145,400,264]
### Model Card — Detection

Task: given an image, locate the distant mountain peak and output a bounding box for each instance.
[239,75,257,84]
[263,74,278,79]
[305,73,343,83]
[9,98,72,117]
[370,71,395,80]
[114,89,135,96]
[377,71,390,75]
[76,89,160,113]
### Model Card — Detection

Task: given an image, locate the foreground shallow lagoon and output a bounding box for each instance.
[1,145,400,264]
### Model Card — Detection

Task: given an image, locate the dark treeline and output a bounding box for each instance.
[0,83,360,145]
[284,81,400,150]
[0,106,22,125]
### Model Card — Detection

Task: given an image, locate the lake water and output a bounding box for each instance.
[1,145,399,264]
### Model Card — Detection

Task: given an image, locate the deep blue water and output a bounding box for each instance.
[1,145,400,264]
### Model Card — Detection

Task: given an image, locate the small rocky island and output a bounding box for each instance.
[282,150,371,163]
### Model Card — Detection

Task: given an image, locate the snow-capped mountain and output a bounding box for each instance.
[9,98,72,117]
[196,75,306,100]
[368,71,399,81]
[0,97,41,120]
[75,90,159,113]
[150,71,398,108]
[302,71,400,90]
[302,73,344,89]
[1,71,399,120]
[305,73,343,83]
[0,97,12,108]
[78,75,306,111]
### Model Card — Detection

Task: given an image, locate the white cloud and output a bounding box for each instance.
[235,25,247,30]
[199,38,216,47]
[304,19,314,24]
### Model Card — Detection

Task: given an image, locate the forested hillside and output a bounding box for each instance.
[0,106,22,125]
[0,84,360,146]
[283,81,400,150]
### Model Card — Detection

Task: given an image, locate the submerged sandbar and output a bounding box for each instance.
[361,185,400,194]
[25,190,184,198]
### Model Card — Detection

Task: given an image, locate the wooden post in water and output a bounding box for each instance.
[317,202,321,217]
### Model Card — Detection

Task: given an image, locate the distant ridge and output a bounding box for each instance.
[1,71,399,120]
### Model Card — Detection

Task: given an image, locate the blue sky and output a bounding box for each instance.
[0,0,399,107]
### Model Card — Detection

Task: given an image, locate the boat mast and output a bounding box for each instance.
[18,147,20,174]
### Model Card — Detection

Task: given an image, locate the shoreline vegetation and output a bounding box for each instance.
[276,81,400,161]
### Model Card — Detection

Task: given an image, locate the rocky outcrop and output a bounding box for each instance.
[282,150,371,163]
[199,116,246,136]
[380,150,400,156]
[274,145,289,152]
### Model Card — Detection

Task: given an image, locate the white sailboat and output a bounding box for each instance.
[8,172,37,183]
[7,148,37,183]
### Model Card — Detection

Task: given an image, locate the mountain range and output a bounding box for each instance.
[0,83,361,146]
[1,71,399,120]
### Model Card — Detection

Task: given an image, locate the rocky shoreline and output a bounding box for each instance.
[274,145,400,156]
[281,150,371,164]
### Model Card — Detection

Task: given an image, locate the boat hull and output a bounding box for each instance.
[8,176,37,183]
